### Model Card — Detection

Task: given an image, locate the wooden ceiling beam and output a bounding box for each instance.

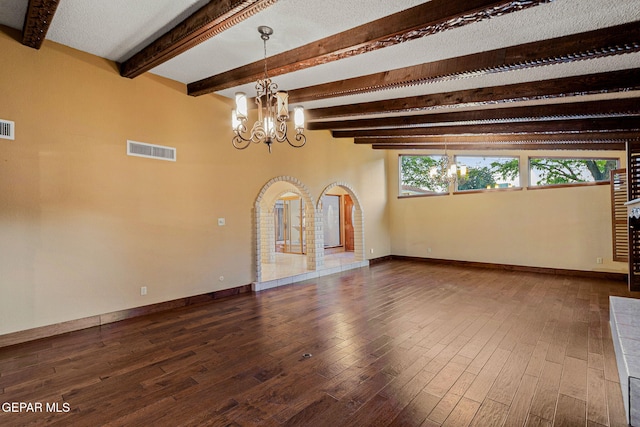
[22,0,60,49]
[307,98,640,131]
[187,0,553,96]
[308,69,640,120]
[371,142,628,150]
[355,132,640,145]
[291,21,640,104]
[334,117,640,138]
[120,0,277,79]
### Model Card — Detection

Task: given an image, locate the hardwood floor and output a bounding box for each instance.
[0,261,632,426]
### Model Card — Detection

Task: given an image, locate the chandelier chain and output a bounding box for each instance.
[263,35,268,78]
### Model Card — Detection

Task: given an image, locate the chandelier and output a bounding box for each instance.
[231,26,306,153]
[429,151,467,187]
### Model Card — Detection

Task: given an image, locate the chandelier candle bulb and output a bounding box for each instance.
[294,106,305,130]
[231,109,240,129]
[264,117,274,134]
[234,92,247,119]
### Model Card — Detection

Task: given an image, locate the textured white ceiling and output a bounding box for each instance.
[47,0,210,61]
[0,0,638,112]
[0,0,27,30]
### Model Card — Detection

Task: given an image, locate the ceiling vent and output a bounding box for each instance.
[0,119,15,140]
[127,140,176,162]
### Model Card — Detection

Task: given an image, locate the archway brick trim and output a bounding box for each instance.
[254,176,316,283]
[318,182,366,263]
[254,177,367,286]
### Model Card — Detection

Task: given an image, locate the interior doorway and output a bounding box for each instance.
[254,177,367,288]
[318,183,365,269]
[274,193,305,254]
[254,177,318,284]
[321,191,355,255]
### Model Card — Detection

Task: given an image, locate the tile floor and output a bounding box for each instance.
[255,251,368,291]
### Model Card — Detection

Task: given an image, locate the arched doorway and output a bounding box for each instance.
[317,182,366,268]
[254,177,318,285]
[274,191,306,255]
[253,178,368,291]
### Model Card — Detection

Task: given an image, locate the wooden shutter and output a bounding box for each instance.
[611,169,628,262]
[627,142,640,291]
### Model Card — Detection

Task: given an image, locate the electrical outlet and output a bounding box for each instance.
[140,286,147,296]
[428,247,432,253]
[370,248,374,254]
[596,257,603,264]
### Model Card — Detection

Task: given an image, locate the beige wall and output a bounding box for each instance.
[387,149,627,274]
[0,27,390,335]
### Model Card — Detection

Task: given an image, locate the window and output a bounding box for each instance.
[399,155,449,196]
[528,157,619,187]
[455,156,520,191]
[400,154,619,197]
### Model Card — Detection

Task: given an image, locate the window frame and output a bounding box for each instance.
[398,153,622,198]
[398,154,451,198]
[526,156,620,190]
[452,154,521,194]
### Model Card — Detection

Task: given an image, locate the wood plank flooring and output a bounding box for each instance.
[0,261,633,426]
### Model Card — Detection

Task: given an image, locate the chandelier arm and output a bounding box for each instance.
[271,119,287,142]
[232,131,252,149]
[291,132,306,148]
[249,120,267,144]
[232,120,260,149]
[281,130,306,148]
[232,119,269,149]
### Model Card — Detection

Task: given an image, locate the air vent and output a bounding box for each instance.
[127,140,176,162]
[0,119,15,140]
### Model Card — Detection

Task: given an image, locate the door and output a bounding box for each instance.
[344,194,355,252]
